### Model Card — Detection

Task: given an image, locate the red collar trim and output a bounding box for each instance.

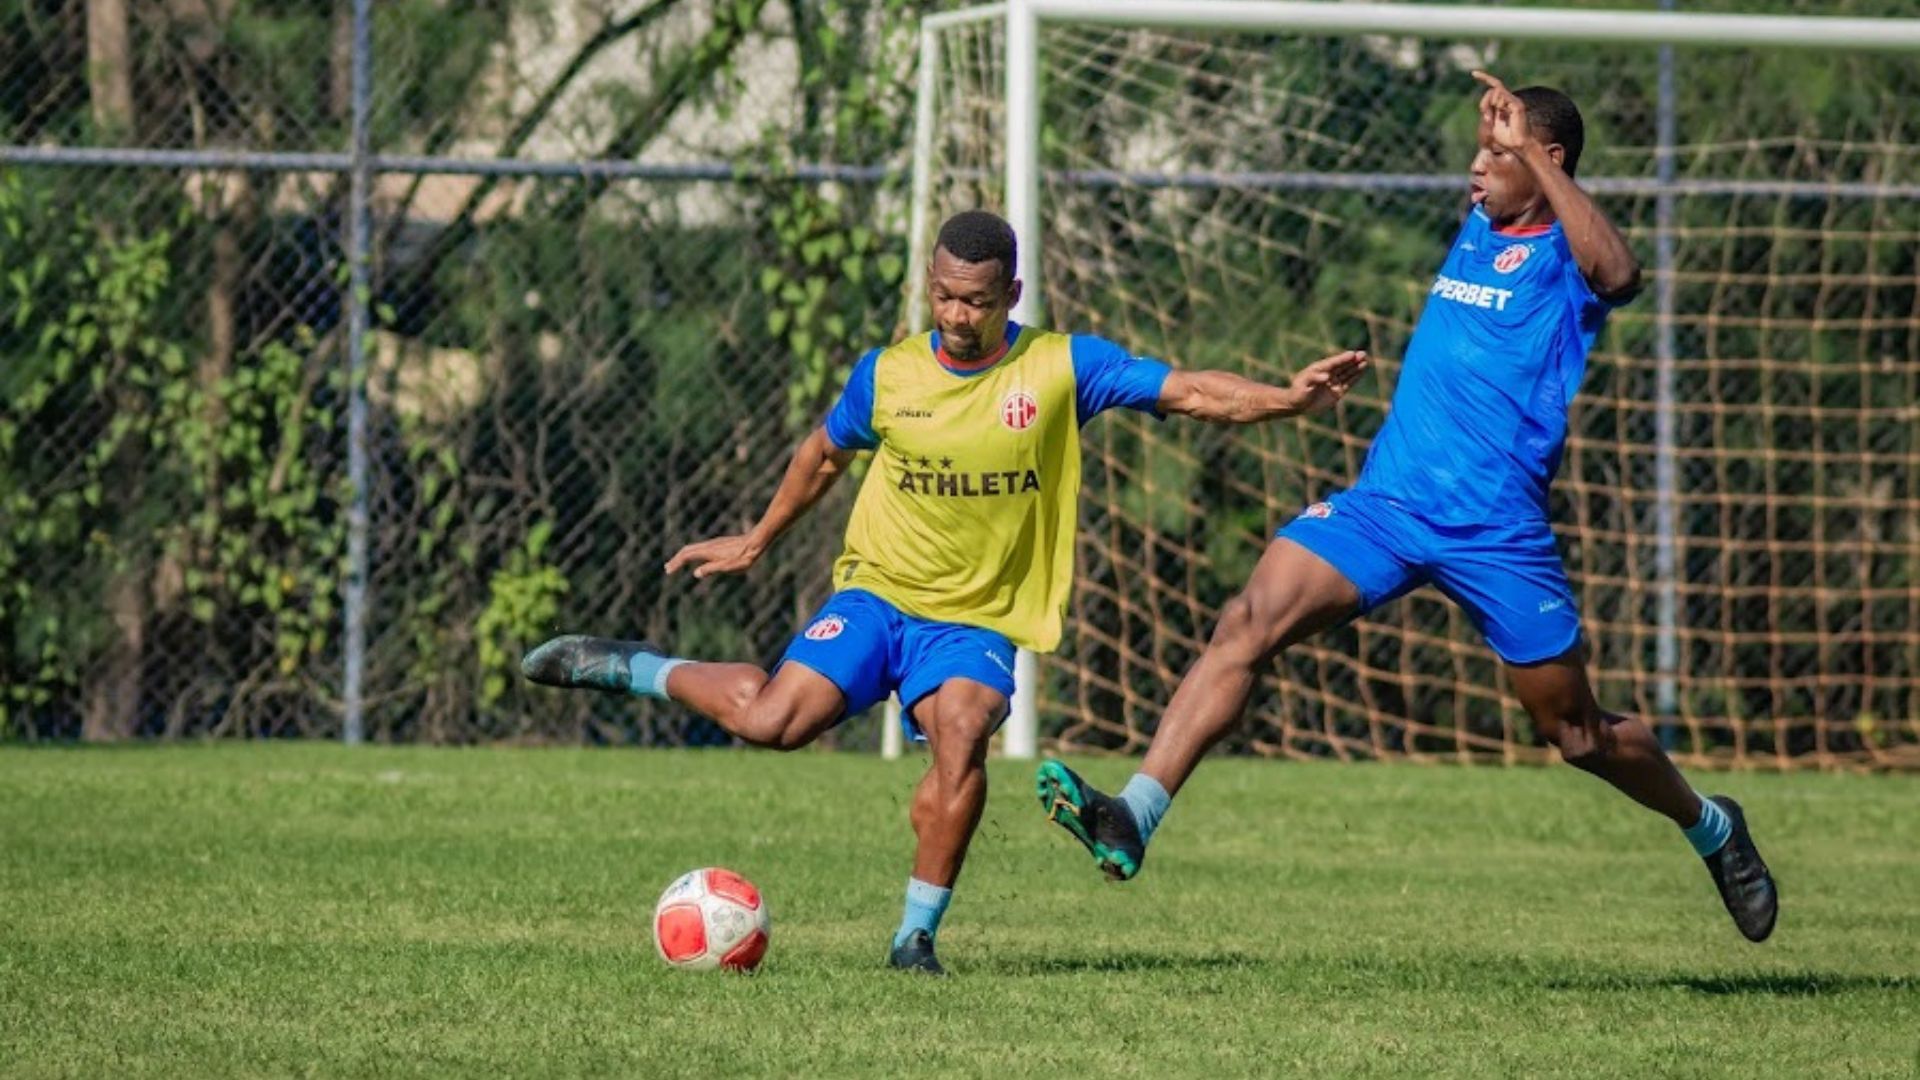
[935,335,1012,373]
[1494,222,1554,238]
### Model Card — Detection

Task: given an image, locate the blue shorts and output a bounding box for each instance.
[777,589,1017,741]
[1278,489,1581,665]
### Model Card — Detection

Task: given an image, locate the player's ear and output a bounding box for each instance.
[1005,277,1023,312]
[1545,142,1567,172]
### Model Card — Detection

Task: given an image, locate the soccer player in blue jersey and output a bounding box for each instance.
[521,210,1370,974]
[1037,73,1779,943]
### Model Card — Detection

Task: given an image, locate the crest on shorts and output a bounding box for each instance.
[1300,501,1335,520]
[803,615,846,641]
[1493,244,1531,273]
[1000,390,1038,431]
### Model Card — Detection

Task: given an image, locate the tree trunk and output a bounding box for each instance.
[82,551,147,741]
[199,182,248,538]
[331,0,352,121]
[85,0,135,135]
[81,0,145,741]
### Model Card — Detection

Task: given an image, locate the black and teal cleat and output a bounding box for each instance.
[1035,759,1145,882]
[519,635,661,694]
[887,930,947,976]
[1702,795,1779,942]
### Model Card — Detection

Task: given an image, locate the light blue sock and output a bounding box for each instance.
[1118,773,1172,846]
[893,877,952,948]
[1683,794,1732,857]
[626,652,687,699]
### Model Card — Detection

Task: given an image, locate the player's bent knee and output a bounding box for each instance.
[936,708,998,754]
[1534,707,1611,771]
[1211,590,1286,662]
[921,700,998,763]
[1558,738,1607,772]
[770,721,815,752]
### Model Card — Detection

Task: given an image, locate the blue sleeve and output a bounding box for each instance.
[1561,237,1624,332]
[1070,335,1173,424]
[823,348,882,450]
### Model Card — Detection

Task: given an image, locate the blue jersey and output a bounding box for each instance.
[1357,207,1623,525]
[823,325,1171,452]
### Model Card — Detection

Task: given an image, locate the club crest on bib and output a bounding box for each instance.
[1000,390,1038,431]
[803,615,846,641]
[1493,244,1531,273]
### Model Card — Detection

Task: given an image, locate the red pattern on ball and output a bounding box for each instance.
[705,868,761,910]
[719,929,769,971]
[654,902,707,963]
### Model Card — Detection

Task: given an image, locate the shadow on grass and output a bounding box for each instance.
[1547,971,1920,996]
[977,950,1266,976]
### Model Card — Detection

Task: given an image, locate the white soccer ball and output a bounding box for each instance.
[652,867,772,972]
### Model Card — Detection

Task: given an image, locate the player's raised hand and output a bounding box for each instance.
[665,534,764,579]
[1288,349,1369,414]
[1472,70,1532,153]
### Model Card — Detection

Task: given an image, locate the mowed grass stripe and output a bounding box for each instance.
[2,745,1914,1078]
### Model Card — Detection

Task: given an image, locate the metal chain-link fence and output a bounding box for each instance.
[3,0,924,743]
[6,0,1919,768]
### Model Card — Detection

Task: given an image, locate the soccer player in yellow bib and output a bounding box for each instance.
[522,210,1368,975]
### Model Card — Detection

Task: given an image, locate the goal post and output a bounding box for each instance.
[912,1,1920,766]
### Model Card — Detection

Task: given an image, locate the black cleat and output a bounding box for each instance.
[887,930,947,976]
[1035,760,1146,882]
[1701,795,1778,943]
[520,635,662,694]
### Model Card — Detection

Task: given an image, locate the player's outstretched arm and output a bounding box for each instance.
[1157,349,1368,424]
[664,425,855,580]
[1473,70,1640,303]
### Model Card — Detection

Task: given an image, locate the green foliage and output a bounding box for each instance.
[372,0,517,145]
[755,0,921,432]
[0,169,345,733]
[474,523,570,708]
[761,192,906,431]
[1,174,183,725]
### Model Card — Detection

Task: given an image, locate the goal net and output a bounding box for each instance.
[913,2,1920,768]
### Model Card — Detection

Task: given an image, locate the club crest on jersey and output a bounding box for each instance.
[803,615,846,641]
[1493,244,1531,273]
[1000,390,1038,431]
[1300,501,1335,520]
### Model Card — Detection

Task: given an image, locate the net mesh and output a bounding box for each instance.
[5,1,1916,764]
[921,16,1920,767]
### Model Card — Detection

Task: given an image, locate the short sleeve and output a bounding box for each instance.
[823,348,882,451]
[1070,335,1172,424]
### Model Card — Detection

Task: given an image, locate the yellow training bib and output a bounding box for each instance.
[833,327,1081,651]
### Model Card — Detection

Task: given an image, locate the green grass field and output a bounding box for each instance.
[2,746,1915,1078]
